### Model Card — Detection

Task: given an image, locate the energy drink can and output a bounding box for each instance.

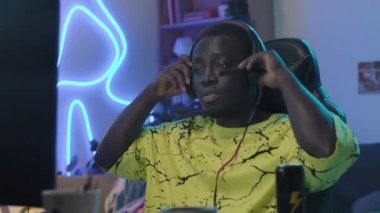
[276,164,306,213]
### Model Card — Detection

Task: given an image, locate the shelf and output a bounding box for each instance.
[160,16,232,30]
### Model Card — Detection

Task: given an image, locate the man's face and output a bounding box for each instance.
[191,35,251,118]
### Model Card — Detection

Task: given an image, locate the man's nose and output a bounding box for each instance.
[201,68,218,86]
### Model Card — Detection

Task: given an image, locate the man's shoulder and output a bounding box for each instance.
[262,113,289,127]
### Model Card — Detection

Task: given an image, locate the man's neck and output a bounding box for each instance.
[215,107,272,128]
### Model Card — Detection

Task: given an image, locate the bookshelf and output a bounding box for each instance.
[158,0,275,69]
[159,0,232,69]
[160,16,231,30]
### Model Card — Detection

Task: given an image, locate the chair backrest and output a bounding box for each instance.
[261,38,346,122]
[263,38,343,212]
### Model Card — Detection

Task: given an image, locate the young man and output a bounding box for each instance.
[95,21,359,212]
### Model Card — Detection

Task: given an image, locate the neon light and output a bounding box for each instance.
[66,99,94,165]
[59,0,157,169]
[97,0,130,105]
[58,2,127,166]
[57,5,120,87]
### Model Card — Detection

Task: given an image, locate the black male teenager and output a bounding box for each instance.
[95,21,359,212]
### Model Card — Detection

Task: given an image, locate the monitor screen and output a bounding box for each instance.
[0,0,59,207]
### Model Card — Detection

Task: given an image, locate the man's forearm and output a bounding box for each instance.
[95,83,161,169]
[278,71,336,158]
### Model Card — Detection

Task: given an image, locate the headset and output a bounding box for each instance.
[186,20,267,99]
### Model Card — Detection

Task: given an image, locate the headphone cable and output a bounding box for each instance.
[213,86,263,207]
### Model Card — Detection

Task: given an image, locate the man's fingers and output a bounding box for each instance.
[246,54,260,70]
[158,60,192,95]
[177,63,191,85]
[238,58,249,69]
[239,53,261,70]
[171,68,187,92]
[179,55,192,67]
[160,74,178,90]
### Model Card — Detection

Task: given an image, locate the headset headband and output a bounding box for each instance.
[190,20,266,57]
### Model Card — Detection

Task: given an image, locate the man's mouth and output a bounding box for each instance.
[202,93,219,103]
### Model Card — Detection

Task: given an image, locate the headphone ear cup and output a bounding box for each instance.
[186,86,196,99]
[186,74,196,98]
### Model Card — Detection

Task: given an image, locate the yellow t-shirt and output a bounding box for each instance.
[108,113,359,212]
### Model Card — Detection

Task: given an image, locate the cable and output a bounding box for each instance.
[213,86,263,207]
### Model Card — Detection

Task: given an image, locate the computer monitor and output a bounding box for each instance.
[0,0,59,207]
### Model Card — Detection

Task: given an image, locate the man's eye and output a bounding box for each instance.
[192,67,203,74]
[217,61,231,70]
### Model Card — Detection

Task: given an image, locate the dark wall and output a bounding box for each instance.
[334,143,380,212]
[0,0,59,206]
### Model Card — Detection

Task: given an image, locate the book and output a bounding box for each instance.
[167,0,174,24]
[166,0,193,24]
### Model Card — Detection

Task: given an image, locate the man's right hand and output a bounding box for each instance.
[153,55,192,97]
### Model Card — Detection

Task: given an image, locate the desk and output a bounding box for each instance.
[56,174,119,213]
